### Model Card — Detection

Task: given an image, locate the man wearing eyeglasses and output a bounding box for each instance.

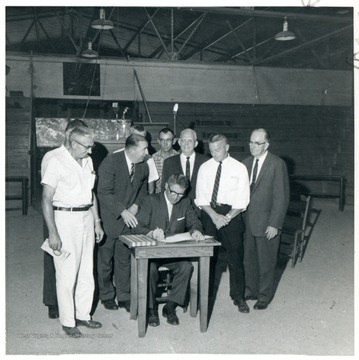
[41,119,88,321]
[132,173,204,327]
[161,128,208,212]
[242,128,290,311]
[152,127,178,194]
[41,126,104,338]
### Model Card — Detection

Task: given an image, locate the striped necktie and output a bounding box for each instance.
[129,163,135,183]
[250,159,259,192]
[210,161,222,208]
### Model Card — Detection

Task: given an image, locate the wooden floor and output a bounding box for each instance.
[4,198,355,356]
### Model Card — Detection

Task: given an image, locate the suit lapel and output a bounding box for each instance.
[119,152,132,186]
[177,156,184,175]
[167,201,182,234]
[253,153,271,191]
[159,193,170,230]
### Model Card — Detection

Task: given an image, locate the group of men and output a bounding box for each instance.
[41,120,289,337]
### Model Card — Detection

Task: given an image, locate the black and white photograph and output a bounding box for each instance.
[3,0,357,357]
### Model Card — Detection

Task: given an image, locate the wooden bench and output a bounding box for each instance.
[5,176,29,215]
[290,175,345,211]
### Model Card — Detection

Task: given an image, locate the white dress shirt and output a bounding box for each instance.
[164,191,173,219]
[195,155,250,210]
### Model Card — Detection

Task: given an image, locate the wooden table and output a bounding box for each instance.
[119,235,221,338]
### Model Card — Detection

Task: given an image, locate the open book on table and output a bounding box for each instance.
[157,232,213,243]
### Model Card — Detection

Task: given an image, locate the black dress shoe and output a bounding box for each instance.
[118,300,131,313]
[101,299,118,310]
[236,299,250,313]
[48,305,59,319]
[162,305,179,325]
[253,301,268,310]
[76,319,102,329]
[62,326,82,338]
[148,309,160,327]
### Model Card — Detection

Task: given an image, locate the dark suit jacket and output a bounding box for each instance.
[97,151,149,239]
[242,152,290,237]
[161,152,208,200]
[133,192,203,237]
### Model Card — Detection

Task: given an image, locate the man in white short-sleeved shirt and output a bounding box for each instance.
[41,126,104,338]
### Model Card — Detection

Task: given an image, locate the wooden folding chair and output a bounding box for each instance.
[156,261,198,315]
[280,195,311,268]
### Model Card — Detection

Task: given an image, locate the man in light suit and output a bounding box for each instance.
[97,134,149,313]
[161,128,208,211]
[242,128,290,310]
[133,173,204,327]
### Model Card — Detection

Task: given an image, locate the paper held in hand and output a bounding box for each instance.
[158,232,213,243]
[41,238,71,261]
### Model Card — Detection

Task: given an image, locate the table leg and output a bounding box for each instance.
[130,253,138,320]
[199,256,210,332]
[190,260,198,317]
[137,258,149,338]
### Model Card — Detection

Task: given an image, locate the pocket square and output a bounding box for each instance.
[176,217,185,221]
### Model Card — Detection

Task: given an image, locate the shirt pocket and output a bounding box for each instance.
[228,176,240,191]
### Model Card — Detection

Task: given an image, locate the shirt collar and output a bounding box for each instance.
[254,150,268,162]
[124,150,132,166]
[180,152,195,161]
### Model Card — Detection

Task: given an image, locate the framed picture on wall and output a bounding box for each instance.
[63,62,100,96]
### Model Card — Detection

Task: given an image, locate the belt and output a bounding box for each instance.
[53,206,92,212]
[211,203,229,209]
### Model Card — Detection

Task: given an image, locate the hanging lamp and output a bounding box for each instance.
[275,17,296,41]
[91,8,114,30]
[81,41,98,58]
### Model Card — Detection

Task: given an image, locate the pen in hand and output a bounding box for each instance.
[153,227,166,240]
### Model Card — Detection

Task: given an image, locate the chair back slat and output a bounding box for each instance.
[280,195,311,267]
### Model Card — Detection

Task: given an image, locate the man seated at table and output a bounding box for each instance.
[132,173,205,327]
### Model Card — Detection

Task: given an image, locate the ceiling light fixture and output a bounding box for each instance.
[91,8,114,30]
[81,41,98,59]
[275,17,296,41]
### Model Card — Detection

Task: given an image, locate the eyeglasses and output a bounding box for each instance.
[179,139,195,145]
[168,185,186,198]
[74,140,96,150]
[248,141,266,147]
[159,138,174,143]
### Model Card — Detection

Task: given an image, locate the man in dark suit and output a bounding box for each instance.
[242,128,290,310]
[97,134,149,312]
[133,173,204,327]
[161,128,208,209]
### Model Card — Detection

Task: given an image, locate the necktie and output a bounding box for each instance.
[129,163,135,183]
[251,159,259,192]
[185,157,191,180]
[210,161,222,208]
